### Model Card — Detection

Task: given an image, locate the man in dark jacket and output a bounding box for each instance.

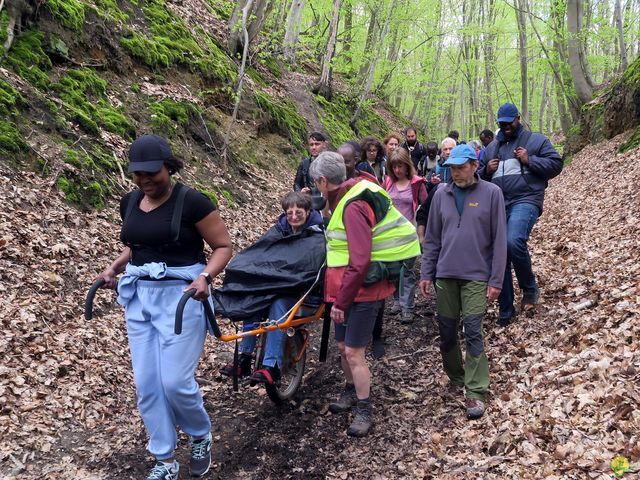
[478,103,563,326]
[420,144,506,420]
[400,127,427,173]
[293,132,328,209]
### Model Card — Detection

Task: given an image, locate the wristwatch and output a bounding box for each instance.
[199,272,212,284]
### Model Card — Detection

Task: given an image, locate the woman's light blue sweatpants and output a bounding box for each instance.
[125,279,211,460]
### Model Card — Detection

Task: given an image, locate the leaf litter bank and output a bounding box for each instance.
[1,133,639,478]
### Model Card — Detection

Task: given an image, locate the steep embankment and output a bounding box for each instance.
[1,136,639,479]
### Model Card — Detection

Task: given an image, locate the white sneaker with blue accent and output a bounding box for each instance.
[146,461,179,480]
[190,432,212,477]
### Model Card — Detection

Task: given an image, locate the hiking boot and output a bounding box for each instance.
[400,311,414,324]
[250,365,280,385]
[220,353,252,378]
[190,432,212,477]
[146,461,179,480]
[329,384,357,413]
[498,314,514,328]
[520,290,540,317]
[371,338,385,359]
[347,399,373,437]
[465,398,486,419]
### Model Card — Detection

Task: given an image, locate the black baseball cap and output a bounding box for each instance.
[497,103,519,123]
[128,135,173,173]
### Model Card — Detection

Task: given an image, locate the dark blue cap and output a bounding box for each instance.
[128,135,173,173]
[443,144,478,165]
[497,103,519,123]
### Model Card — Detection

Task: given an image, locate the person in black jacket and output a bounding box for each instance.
[293,132,328,209]
[400,127,427,174]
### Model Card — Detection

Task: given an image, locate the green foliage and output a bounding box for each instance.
[51,68,135,138]
[0,79,23,117]
[196,185,234,208]
[619,125,640,153]
[0,11,8,54]
[149,98,199,136]
[2,30,52,89]
[120,0,236,82]
[254,91,307,149]
[46,0,86,31]
[315,93,389,146]
[56,174,106,208]
[56,176,81,203]
[196,186,218,204]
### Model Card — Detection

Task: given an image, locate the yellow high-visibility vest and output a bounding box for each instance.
[326,180,421,267]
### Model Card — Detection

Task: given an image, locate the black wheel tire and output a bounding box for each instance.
[266,330,307,405]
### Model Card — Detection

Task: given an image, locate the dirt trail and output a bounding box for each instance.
[1,134,639,479]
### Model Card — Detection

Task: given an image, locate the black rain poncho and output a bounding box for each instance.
[212,218,326,320]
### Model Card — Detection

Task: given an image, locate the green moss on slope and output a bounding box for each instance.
[51,68,135,138]
[149,98,200,136]
[2,30,52,89]
[120,0,236,82]
[0,80,27,154]
[254,91,307,149]
[46,0,86,31]
[315,93,389,146]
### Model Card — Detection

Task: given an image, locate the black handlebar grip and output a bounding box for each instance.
[85,279,106,320]
[175,288,196,334]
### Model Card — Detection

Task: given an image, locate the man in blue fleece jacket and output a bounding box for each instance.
[420,144,507,420]
[479,103,563,325]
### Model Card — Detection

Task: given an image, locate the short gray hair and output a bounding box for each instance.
[309,151,346,185]
[441,137,456,148]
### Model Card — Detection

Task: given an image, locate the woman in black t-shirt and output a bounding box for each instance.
[96,135,232,480]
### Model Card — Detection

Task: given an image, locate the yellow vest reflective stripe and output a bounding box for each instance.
[326,180,421,267]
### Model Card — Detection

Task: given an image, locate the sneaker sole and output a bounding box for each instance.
[190,456,211,477]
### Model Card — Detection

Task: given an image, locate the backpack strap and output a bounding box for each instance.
[170,183,187,244]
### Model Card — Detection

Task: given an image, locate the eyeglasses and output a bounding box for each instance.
[286,208,307,218]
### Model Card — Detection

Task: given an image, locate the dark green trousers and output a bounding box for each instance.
[435,279,489,400]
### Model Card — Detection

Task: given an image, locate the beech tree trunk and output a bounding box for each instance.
[228,0,272,57]
[342,0,353,73]
[312,0,342,100]
[283,0,306,61]
[614,0,628,71]
[515,0,529,123]
[567,0,593,104]
[359,6,378,78]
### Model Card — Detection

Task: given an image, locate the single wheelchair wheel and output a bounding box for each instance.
[265,329,308,405]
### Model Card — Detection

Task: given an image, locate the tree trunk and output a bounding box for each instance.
[553,76,572,134]
[283,0,306,61]
[351,0,397,132]
[515,0,529,123]
[481,0,497,126]
[614,0,628,70]
[539,72,549,133]
[342,0,353,73]
[359,6,379,78]
[228,0,272,57]
[566,0,593,104]
[312,0,342,100]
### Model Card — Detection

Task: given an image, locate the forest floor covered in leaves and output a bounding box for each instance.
[1,133,639,479]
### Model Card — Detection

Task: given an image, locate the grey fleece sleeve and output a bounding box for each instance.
[420,190,443,281]
[488,188,507,289]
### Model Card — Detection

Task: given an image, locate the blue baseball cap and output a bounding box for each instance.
[128,135,174,173]
[443,144,478,166]
[497,103,519,123]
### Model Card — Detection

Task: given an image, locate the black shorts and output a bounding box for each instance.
[334,300,383,348]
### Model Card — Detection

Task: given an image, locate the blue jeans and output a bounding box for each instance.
[238,296,297,368]
[499,203,540,319]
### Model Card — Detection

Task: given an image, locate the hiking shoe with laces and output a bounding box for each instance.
[347,399,373,437]
[465,398,486,419]
[220,353,252,378]
[147,461,179,480]
[190,432,212,477]
[400,311,414,324]
[520,289,540,317]
[329,384,357,413]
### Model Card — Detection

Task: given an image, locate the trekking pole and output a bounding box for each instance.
[175,288,220,337]
[84,279,106,320]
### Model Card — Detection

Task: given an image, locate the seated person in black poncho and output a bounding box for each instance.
[218,191,325,385]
